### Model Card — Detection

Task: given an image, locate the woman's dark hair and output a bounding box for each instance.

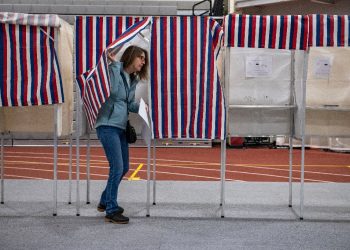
[120,45,149,81]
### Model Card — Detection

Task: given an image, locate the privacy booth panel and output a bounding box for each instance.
[306,109,350,136]
[305,14,350,137]
[224,14,309,136]
[306,47,350,107]
[0,13,73,138]
[228,48,292,105]
[229,108,292,136]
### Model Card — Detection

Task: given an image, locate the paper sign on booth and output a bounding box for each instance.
[138,98,149,127]
[245,56,273,78]
[313,56,332,79]
[138,98,151,145]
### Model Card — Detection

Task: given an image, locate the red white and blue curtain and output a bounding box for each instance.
[0,12,61,27]
[150,16,225,140]
[75,16,144,77]
[76,17,151,129]
[0,12,64,106]
[224,14,309,50]
[309,14,350,47]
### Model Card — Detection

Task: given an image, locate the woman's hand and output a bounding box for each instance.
[107,52,117,63]
[107,45,123,64]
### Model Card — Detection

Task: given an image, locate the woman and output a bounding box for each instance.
[95,45,148,224]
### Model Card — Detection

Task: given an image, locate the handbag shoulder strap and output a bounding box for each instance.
[120,70,130,115]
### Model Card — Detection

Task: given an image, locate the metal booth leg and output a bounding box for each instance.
[86,133,91,204]
[146,140,151,217]
[75,85,81,216]
[1,134,4,204]
[76,131,80,216]
[300,137,305,220]
[152,140,156,205]
[53,104,58,216]
[68,135,72,204]
[299,51,308,220]
[220,139,226,218]
[288,137,293,207]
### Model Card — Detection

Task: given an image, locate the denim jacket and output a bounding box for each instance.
[95,61,139,130]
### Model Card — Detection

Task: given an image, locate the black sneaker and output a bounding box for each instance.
[97,203,106,212]
[105,212,129,224]
[97,203,124,214]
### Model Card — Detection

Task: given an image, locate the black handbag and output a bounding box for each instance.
[126,120,137,144]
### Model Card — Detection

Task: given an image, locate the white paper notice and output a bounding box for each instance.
[245,56,273,78]
[138,98,149,127]
[138,98,152,145]
[313,57,331,79]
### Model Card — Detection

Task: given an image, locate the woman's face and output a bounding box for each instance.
[130,52,146,73]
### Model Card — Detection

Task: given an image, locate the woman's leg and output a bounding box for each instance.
[120,131,129,180]
[96,126,125,215]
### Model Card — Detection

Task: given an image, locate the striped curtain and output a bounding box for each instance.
[150,16,225,140]
[224,14,309,50]
[0,12,61,27]
[0,21,63,106]
[75,16,143,77]
[309,14,350,47]
[76,18,152,130]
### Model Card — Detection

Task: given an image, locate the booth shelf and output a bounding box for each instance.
[306,106,350,112]
[229,104,296,109]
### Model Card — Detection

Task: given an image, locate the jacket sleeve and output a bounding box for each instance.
[108,61,122,84]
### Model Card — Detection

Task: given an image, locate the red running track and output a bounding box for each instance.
[2,145,350,183]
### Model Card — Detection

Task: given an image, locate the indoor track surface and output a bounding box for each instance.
[2,145,350,183]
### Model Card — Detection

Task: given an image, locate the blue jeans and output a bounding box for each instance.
[96,126,129,215]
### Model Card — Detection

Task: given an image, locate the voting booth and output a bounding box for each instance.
[0,12,74,215]
[305,15,350,138]
[224,14,309,218]
[75,16,226,217]
[148,16,226,216]
[302,14,350,218]
[0,13,73,138]
[74,16,151,215]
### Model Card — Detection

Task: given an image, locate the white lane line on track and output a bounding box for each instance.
[3,162,332,183]
[3,166,110,178]
[5,150,349,168]
[156,162,350,178]
[5,150,349,165]
[134,169,244,182]
[3,166,241,182]
[3,159,340,182]
[4,153,350,179]
[155,165,331,183]
[3,174,50,180]
[4,151,348,181]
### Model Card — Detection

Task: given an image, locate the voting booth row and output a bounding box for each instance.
[74,16,226,216]
[74,13,350,219]
[1,12,349,219]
